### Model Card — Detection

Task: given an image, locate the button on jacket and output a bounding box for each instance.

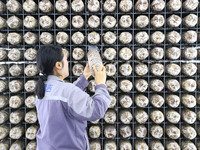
[35,74,111,150]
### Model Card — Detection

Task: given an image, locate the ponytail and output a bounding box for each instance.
[35,74,48,99]
[35,45,64,99]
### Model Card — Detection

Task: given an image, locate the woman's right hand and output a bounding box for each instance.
[92,64,106,85]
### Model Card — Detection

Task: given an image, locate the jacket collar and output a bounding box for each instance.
[47,75,64,82]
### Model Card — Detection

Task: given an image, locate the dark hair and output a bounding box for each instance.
[35,45,64,99]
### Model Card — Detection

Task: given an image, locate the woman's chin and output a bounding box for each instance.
[64,74,69,79]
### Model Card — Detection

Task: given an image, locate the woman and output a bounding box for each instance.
[35,45,111,150]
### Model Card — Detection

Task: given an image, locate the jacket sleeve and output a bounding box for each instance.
[64,84,111,121]
[72,74,89,91]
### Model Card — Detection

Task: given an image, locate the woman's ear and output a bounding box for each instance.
[55,61,63,70]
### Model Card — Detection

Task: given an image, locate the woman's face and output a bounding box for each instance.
[61,53,69,79]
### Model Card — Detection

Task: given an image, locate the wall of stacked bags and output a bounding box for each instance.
[0,0,200,149]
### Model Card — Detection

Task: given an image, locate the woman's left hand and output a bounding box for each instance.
[83,62,91,80]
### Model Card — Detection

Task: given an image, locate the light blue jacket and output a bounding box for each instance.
[35,74,111,150]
